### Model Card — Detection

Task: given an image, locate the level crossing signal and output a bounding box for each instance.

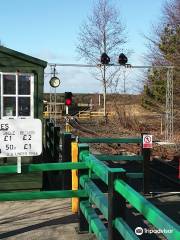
[118,53,128,65]
[100,52,110,65]
[65,92,73,106]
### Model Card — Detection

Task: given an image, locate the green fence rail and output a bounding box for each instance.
[80,200,108,240]
[0,162,87,174]
[80,175,108,220]
[78,144,180,240]
[0,134,179,240]
[114,179,180,240]
[78,137,142,144]
[95,154,143,161]
[0,190,87,201]
[114,218,140,240]
[79,135,150,192]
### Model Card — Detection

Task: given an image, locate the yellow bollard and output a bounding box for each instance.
[71,142,79,213]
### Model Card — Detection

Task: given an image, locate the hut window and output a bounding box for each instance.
[0,73,34,118]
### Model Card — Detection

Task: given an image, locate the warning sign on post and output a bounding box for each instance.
[143,135,153,148]
[0,119,42,157]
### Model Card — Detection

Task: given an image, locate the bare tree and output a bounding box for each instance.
[76,0,127,121]
[142,0,180,130]
[144,0,180,66]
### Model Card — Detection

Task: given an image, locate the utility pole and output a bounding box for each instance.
[103,29,106,122]
[123,68,126,93]
[103,65,107,122]
[165,68,174,142]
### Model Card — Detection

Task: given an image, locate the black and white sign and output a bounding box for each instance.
[143,135,153,148]
[0,119,42,157]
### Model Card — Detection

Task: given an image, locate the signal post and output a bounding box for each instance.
[64,92,78,212]
[65,92,73,132]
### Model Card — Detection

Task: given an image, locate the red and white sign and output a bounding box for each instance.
[143,135,153,148]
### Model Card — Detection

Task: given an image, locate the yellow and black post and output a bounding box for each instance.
[71,142,79,213]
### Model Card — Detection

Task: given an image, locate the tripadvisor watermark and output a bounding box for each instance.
[135,227,173,236]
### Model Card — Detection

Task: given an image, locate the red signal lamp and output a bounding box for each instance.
[65,92,73,106]
[65,98,72,106]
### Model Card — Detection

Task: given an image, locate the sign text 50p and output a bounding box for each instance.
[0,119,42,157]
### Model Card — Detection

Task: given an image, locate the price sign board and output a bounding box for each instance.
[143,134,153,148]
[0,119,42,157]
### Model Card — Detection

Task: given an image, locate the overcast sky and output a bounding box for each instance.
[0,0,166,93]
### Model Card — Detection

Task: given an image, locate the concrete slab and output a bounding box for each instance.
[0,194,178,240]
[0,199,95,240]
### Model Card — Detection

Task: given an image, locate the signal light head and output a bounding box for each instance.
[101,52,110,65]
[118,53,128,65]
[65,98,72,106]
[65,92,73,106]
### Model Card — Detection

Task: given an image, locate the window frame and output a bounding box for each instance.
[0,72,34,119]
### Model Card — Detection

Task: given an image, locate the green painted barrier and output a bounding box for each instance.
[89,172,143,180]
[80,152,109,184]
[80,175,108,219]
[95,154,143,161]
[80,200,108,240]
[114,179,180,240]
[0,165,17,174]
[126,173,144,179]
[0,136,178,240]
[79,150,179,240]
[78,137,142,144]
[0,190,87,201]
[114,218,140,240]
[80,152,125,185]
[0,162,88,174]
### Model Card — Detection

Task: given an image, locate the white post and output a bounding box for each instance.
[103,91,106,117]
[65,106,69,132]
[99,94,101,106]
[90,98,93,110]
[17,157,21,173]
[66,106,69,115]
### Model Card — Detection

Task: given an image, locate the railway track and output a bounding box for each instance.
[69,117,98,136]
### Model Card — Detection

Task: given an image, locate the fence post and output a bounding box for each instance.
[141,133,151,194]
[62,132,72,190]
[46,120,54,158]
[54,126,60,162]
[78,143,89,233]
[50,123,55,159]
[108,170,126,240]
[42,119,54,190]
[42,120,61,190]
